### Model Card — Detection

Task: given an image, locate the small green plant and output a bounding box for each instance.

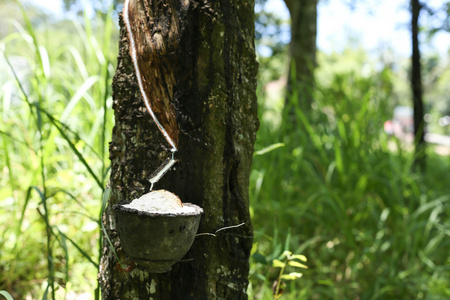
[249,229,310,300]
[272,251,308,300]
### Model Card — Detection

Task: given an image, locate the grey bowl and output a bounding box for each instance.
[113,203,203,273]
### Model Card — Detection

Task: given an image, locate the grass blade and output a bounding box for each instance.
[16,186,43,239]
[61,76,100,120]
[254,143,285,156]
[0,291,14,300]
[101,222,127,278]
[41,283,49,300]
[58,231,70,284]
[57,229,99,269]
[49,189,92,215]
[39,107,103,190]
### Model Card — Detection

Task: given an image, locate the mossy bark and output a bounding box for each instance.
[99,0,259,299]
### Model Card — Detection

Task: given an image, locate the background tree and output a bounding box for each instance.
[255,0,318,110]
[411,0,425,170]
[284,0,318,110]
[98,0,259,299]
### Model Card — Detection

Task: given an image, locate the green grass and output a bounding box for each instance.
[248,71,450,299]
[1,4,449,300]
[0,3,116,299]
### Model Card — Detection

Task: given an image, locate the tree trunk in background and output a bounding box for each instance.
[98,0,259,299]
[284,0,317,111]
[411,0,426,170]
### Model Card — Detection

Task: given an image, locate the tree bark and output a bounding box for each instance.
[98,0,259,299]
[411,0,426,170]
[284,0,317,110]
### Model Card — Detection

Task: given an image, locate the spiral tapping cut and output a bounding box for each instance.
[149,157,177,191]
[123,0,179,152]
[124,0,181,191]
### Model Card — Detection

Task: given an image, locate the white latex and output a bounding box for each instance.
[122,190,196,213]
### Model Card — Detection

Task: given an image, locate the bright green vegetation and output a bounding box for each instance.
[1,5,449,300]
[248,67,450,299]
[0,4,116,299]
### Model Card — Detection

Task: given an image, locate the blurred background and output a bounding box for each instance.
[0,0,449,299]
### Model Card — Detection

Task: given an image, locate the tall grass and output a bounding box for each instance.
[0,3,116,299]
[248,70,450,299]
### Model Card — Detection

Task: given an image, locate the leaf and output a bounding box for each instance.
[61,76,100,120]
[253,273,267,281]
[101,188,111,216]
[272,259,286,268]
[282,250,292,258]
[288,260,308,269]
[284,229,291,254]
[42,108,104,190]
[42,283,49,300]
[252,252,267,265]
[58,232,70,283]
[280,272,303,280]
[50,189,91,215]
[291,254,307,262]
[17,186,44,238]
[250,242,258,256]
[254,143,285,156]
[101,223,127,279]
[0,290,14,300]
[57,229,99,269]
[318,280,334,286]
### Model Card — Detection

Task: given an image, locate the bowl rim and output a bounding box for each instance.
[113,202,203,217]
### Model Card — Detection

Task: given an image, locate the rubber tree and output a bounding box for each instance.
[411,0,426,170]
[98,0,259,299]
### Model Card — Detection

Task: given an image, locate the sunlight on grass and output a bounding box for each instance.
[0,3,116,299]
[248,68,450,299]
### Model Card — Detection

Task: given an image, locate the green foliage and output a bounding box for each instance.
[248,62,450,298]
[0,3,116,298]
[255,0,290,84]
[62,0,121,15]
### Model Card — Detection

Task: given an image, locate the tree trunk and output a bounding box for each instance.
[411,0,426,170]
[284,0,317,111]
[98,0,259,299]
